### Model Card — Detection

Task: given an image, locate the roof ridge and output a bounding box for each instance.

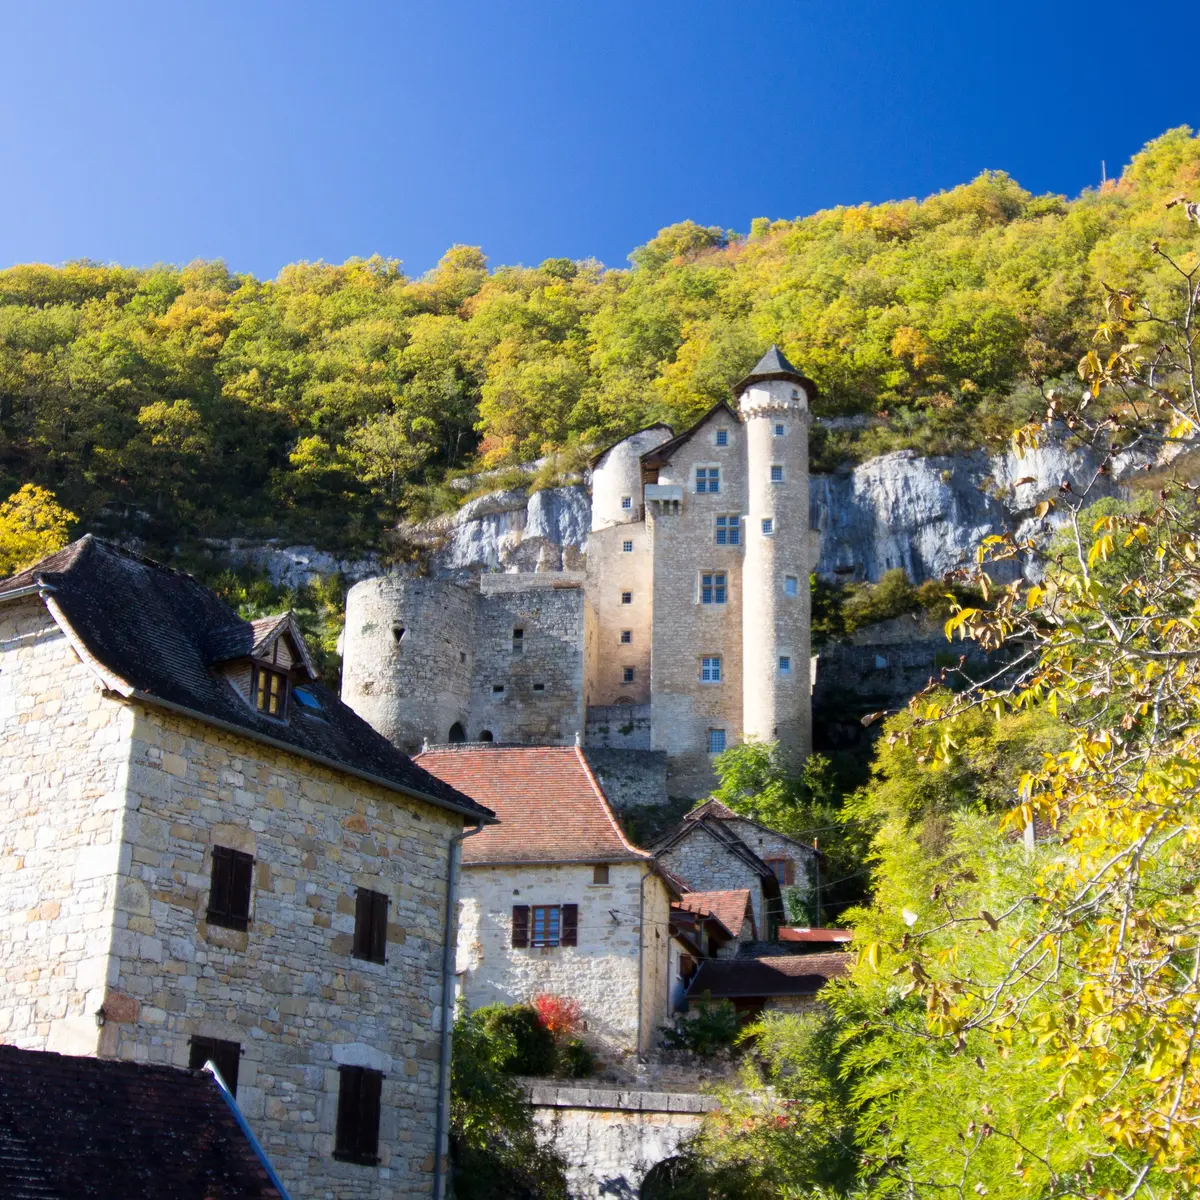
[574,744,650,859]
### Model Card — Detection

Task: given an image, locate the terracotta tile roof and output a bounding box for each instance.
[678,890,755,941]
[0,537,492,824]
[0,1045,284,1199]
[415,744,649,865]
[688,952,852,1000]
[778,926,853,945]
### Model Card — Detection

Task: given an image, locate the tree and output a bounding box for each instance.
[0,484,76,576]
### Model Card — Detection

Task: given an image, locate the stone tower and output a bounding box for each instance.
[737,346,814,769]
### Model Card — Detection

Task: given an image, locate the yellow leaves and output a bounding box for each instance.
[1087,534,1114,569]
[944,607,980,640]
[1011,424,1041,458]
[1034,498,1053,520]
[0,485,76,577]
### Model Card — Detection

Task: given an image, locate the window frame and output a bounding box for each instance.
[206,845,254,932]
[784,574,798,597]
[622,666,636,684]
[700,656,722,684]
[770,464,784,484]
[334,1065,383,1166]
[250,663,288,719]
[621,495,632,510]
[765,857,796,886]
[714,428,729,447]
[622,539,634,553]
[778,654,792,676]
[592,864,610,885]
[511,628,524,654]
[774,421,786,437]
[694,465,721,495]
[761,517,775,537]
[620,590,632,605]
[511,903,580,949]
[352,888,389,965]
[707,728,727,755]
[699,572,727,606]
[715,514,740,546]
[619,629,632,645]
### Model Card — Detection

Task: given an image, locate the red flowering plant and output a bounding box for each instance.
[531,993,582,1041]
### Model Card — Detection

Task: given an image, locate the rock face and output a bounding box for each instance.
[214,541,381,589]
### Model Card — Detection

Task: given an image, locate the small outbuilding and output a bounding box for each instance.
[686,951,852,1018]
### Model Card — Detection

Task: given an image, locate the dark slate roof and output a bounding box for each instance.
[687,952,851,1000]
[0,1045,283,1199]
[684,799,824,859]
[0,537,494,822]
[731,344,818,398]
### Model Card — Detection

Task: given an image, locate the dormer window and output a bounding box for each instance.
[253,664,288,717]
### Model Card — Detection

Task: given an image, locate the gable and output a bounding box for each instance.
[640,401,740,470]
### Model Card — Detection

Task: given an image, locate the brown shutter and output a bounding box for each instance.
[358,1067,382,1160]
[783,859,795,886]
[208,847,233,919]
[511,905,530,948]
[371,892,389,963]
[561,904,578,947]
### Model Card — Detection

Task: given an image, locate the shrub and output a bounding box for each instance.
[532,993,583,1040]
[664,996,740,1056]
[559,1037,594,1079]
[478,1003,557,1076]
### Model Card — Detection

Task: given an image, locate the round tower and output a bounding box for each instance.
[737,346,814,768]
[590,424,673,532]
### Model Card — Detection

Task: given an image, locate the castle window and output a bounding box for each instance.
[774,422,785,437]
[593,864,610,885]
[252,664,287,718]
[622,540,633,553]
[761,518,775,536]
[620,630,632,644]
[715,429,729,447]
[479,730,494,742]
[784,575,798,597]
[492,684,505,694]
[779,655,792,675]
[715,515,740,546]
[700,656,722,684]
[621,496,632,510]
[533,682,545,692]
[189,1036,241,1095]
[448,722,466,743]
[392,625,406,645]
[707,728,727,755]
[207,846,253,932]
[353,888,389,964]
[621,591,632,604]
[695,466,720,494]
[459,650,467,663]
[334,1066,382,1166]
[700,572,727,605]
[622,666,636,683]
[512,628,524,654]
[770,464,784,484]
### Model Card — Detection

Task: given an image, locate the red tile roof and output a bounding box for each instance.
[778,927,853,944]
[0,1045,283,1199]
[678,890,755,940]
[688,952,852,1000]
[415,744,649,866]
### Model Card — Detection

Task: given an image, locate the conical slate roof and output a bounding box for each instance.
[732,344,817,398]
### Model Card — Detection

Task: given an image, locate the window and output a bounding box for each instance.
[207,846,253,931]
[695,466,720,494]
[512,628,524,654]
[707,728,727,755]
[293,686,321,712]
[532,682,545,692]
[459,650,467,663]
[492,684,504,695]
[770,464,784,484]
[252,665,287,717]
[621,591,632,605]
[620,630,632,644]
[593,864,610,885]
[766,857,796,885]
[700,572,727,605]
[334,1066,382,1166]
[622,666,635,683]
[448,722,466,743]
[392,626,405,645]
[715,429,728,447]
[622,540,633,553]
[478,730,494,742]
[621,495,632,510]
[189,1036,241,1094]
[700,657,722,683]
[774,422,785,437]
[353,888,389,964]
[761,518,774,536]
[784,575,798,597]
[715,515,740,546]
[779,655,792,674]
[511,904,578,948]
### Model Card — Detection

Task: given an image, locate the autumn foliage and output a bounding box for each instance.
[531,994,582,1041]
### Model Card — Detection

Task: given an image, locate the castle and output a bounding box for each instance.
[341,347,816,797]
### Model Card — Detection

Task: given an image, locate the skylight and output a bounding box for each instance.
[293,686,322,711]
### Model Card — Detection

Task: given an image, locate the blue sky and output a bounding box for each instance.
[0,1,1195,279]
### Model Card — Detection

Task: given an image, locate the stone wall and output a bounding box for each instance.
[456,862,671,1059]
[528,1084,716,1200]
[584,706,653,752]
[471,576,586,744]
[582,749,667,810]
[0,599,130,1059]
[585,524,653,707]
[99,703,463,1199]
[656,825,772,937]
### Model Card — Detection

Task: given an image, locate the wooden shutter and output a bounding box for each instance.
[230,851,253,928]
[561,904,578,947]
[358,1067,382,1160]
[511,905,530,948]
[189,1036,241,1095]
[335,1066,382,1164]
[208,847,233,921]
[782,859,796,886]
[371,891,389,963]
[208,846,253,931]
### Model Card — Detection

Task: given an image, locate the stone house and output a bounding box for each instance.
[0,536,495,1199]
[652,800,821,938]
[343,346,819,799]
[676,888,757,957]
[413,743,678,1060]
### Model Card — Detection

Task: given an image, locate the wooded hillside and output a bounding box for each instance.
[3,126,1199,551]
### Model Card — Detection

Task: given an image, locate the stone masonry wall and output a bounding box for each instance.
[582,749,667,810]
[456,862,671,1059]
[0,599,130,1058]
[721,817,817,904]
[103,703,463,1199]
[656,826,771,937]
[470,577,585,744]
[585,523,653,707]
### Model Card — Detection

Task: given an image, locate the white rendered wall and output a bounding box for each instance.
[591,427,673,532]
